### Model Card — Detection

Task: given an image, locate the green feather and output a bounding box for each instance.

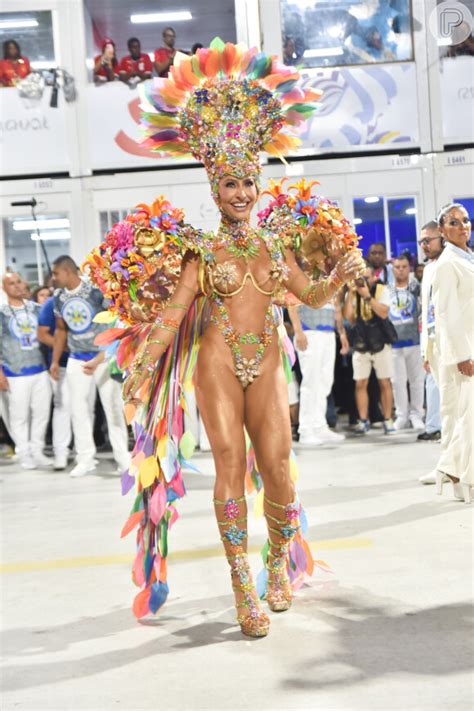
[210,36,225,52]
[131,493,142,514]
[159,518,168,558]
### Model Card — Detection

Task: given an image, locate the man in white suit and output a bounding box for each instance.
[430,204,473,502]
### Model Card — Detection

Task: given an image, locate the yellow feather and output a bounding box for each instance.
[139,456,159,488]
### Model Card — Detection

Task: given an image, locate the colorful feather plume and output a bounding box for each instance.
[138,38,322,192]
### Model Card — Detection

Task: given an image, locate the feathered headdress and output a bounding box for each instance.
[138,37,321,196]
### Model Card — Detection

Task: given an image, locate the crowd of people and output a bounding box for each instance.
[0,203,472,501]
[283,202,472,499]
[93,27,202,86]
[0,257,130,477]
[0,27,197,89]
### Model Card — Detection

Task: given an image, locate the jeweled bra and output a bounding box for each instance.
[191,220,289,389]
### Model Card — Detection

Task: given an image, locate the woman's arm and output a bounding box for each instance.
[284,248,364,308]
[123,254,200,399]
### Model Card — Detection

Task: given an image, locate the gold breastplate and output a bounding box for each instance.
[206,260,275,297]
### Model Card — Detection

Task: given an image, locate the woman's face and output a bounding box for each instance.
[103,43,115,59]
[6,42,19,60]
[441,206,471,250]
[35,287,50,304]
[217,175,258,222]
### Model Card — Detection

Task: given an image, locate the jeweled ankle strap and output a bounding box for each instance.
[214,495,246,505]
[264,494,296,509]
[215,496,248,548]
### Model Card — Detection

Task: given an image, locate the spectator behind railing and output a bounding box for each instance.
[118,37,152,87]
[94,38,118,84]
[0,40,31,87]
[154,26,183,77]
[191,43,203,55]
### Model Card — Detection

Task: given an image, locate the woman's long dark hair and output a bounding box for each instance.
[3,39,21,60]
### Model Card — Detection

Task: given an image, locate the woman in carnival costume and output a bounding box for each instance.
[84,39,364,638]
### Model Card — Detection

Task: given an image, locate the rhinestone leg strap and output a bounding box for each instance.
[214,495,270,637]
[263,494,300,612]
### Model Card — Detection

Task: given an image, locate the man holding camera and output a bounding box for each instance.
[343,264,395,434]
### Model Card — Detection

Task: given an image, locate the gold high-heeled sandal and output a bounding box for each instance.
[214,495,270,637]
[263,494,300,612]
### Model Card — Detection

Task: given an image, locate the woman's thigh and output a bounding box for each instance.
[243,350,293,489]
[195,346,247,475]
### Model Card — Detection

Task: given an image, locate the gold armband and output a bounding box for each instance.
[148,338,168,347]
[300,282,320,307]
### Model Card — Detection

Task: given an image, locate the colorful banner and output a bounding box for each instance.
[299,62,420,152]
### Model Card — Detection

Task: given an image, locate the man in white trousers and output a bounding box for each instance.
[388,255,425,431]
[0,272,52,469]
[430,204,473,502]
[38,294,71,471]
[288,299,349,445]
[50,256,130,478]
[417,221,443,446]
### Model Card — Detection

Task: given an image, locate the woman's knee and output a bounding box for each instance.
[213,444,246,480]
[258,450,291,487]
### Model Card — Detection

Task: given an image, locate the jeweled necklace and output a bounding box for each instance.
[216,216,260,262]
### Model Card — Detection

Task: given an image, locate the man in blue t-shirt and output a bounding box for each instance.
[0,272,52,469]
[388,255,425,431]
[49,255,130,478]
[38,295,71,470]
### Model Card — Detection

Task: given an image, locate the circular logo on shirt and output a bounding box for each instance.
[389,291,416,323]
[61,297,94,333]
[9,310,38,348]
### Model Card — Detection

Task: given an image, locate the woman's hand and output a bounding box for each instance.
[123,367,150,402]
[122,346,160,401]
[335,250,365,283]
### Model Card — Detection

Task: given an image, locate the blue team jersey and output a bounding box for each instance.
[38,296,69,368]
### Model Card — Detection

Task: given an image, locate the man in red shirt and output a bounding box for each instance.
[117,38,152,86]
[0,40,31,87]
[154,27,180,77]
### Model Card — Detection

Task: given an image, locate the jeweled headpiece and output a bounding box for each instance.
[138,38,321,197]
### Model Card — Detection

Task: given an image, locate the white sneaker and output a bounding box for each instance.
[394,417,410,431]
[70,461,97,478]
[20,458,37,470]
[33,453,53,468]
[298,435,324,447]
[53,455,68,471]
[419,469,449,485]
[410,416,425,432]
[314,428,345,443]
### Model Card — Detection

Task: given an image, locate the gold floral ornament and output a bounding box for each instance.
[135,227,167,258]
[257,177,360,279]
[82,197,195,324]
